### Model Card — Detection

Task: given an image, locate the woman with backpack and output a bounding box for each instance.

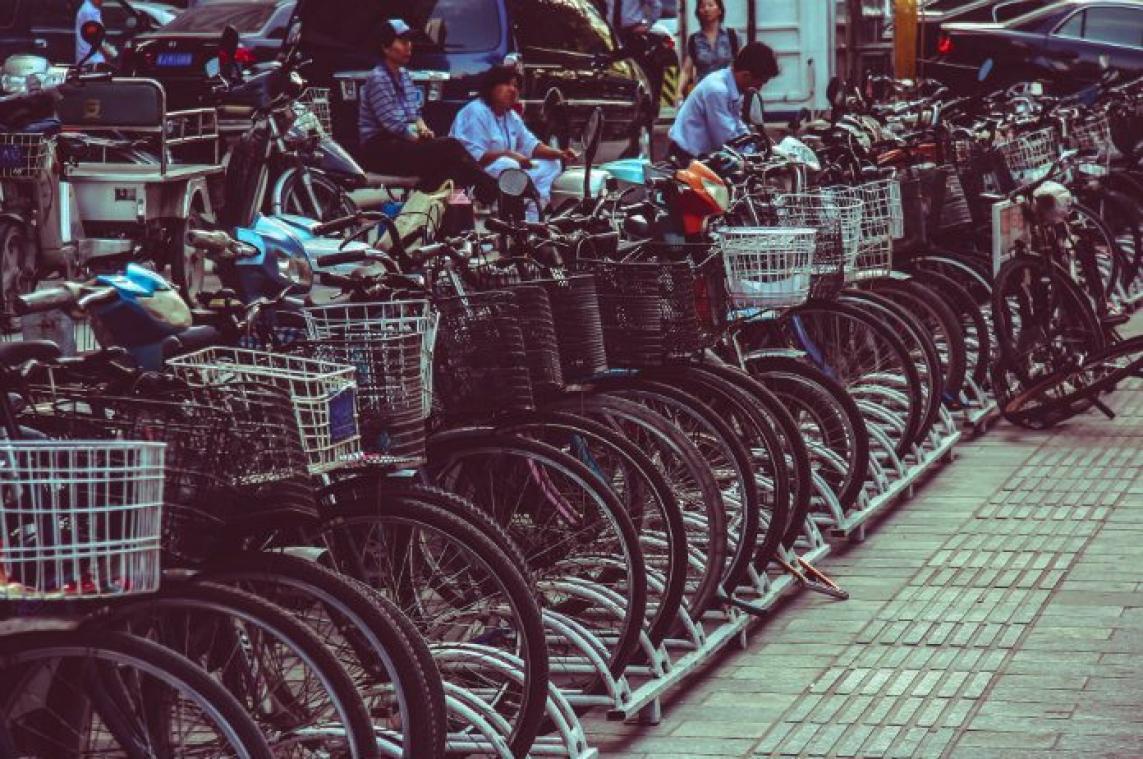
[676,0,740,103]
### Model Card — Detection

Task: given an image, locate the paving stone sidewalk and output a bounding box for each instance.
[593,368,1143,756]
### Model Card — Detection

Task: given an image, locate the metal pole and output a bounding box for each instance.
[894,0,918,79]
[846,0,862,83]
[747,0,757,43]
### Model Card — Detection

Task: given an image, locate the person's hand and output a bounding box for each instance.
[509,151,533,169]
[559,147,578,162]
[416,125,435,141]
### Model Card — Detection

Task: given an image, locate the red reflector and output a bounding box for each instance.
[937,35,954,55]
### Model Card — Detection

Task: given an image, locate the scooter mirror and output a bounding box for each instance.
[79,20,105,48]
[977,58,994,83]
[1029,81,1043,96]
[204,58,221,78]
[826,77,845,109]
[498,168,533,199]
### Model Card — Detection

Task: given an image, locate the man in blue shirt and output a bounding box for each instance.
[668,42,779,161]
[357,20,498,202]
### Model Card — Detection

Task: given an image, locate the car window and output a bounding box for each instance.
[162,2,276,32]
[1082,6,1143,47]
[1054,9,1084,38]
[397,0,503,52]
[30,0,74,29]
[510,0,615,55]
[993,0,1043,22]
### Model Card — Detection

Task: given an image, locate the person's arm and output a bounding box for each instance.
[677,56,695,103]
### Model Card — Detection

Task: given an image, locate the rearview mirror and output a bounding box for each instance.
[977,58,994,83]
[826,77,845,109]
[741,89,766,128]
[220,25,240,61]
[498,168,532,199]
[76,21,106,67]
[1029,81,1043,96]
[205,57,221,78]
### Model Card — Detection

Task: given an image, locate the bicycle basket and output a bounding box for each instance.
[717,227,816,309]
[996,127,1058,185]
[0,440,164,600]
[20,390,233,563]
[1066,112,1112,175]
[297,87,333,134]
[433,290,534,419]
[773,192,862,297]
[0,134,54,180]
[166,347,361,475]
[830,179,903,280]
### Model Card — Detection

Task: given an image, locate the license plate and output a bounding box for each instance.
[991,199,1029,276]
[156,52,194,67]
[329,388,358,444]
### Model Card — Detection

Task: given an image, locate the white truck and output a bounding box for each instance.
[657,0,840,123]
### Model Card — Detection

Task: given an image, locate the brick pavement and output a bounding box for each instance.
[593,350,1143,757]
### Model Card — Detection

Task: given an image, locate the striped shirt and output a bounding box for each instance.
[359,65,420,144]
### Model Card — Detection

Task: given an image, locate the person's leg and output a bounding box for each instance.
[526,159,562,209]
[420,138,500,203]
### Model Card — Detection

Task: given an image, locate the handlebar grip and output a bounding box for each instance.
[315,249,369,267]
[316,271,357,288]
[16,287,76,315]
[312,214,364,237]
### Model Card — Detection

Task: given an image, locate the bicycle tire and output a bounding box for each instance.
[904,268,993,393]
[0,628,274,759]
[200,551,449,759]
[102,579,379,758]
[873,277,969,402]
[686,361,815,551]
[745,354,872,515]
[311,478,550,757]
[495,408,688,647]
[426,429,647,689]
[546,393,728,622]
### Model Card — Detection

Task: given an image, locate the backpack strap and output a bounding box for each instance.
[728,27,740,58]
[687,32,698,63]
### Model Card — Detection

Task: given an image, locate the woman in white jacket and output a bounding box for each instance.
[450,66,576,214]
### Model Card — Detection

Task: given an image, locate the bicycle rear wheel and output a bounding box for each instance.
[0,628,273,758]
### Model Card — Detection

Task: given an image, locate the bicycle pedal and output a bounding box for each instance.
[795,557,849,601]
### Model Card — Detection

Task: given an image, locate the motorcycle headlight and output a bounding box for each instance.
[702,178,731,211]
[273,249,314,289]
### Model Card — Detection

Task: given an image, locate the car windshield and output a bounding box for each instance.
[394,0,502,51]
[161,2,277,33]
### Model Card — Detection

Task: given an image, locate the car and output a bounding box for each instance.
[912,0,1057,64]
[123,0,654,156]
[0,0,170,64]
[121,0,294,110]
[925,0,1143,93]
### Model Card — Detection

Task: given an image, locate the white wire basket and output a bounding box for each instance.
[773,192,864,276]
[166,347,361,474]
[303,300,438,418]
[996,127,1058,185]
[717,227,816,310]
[829,178,903,281]
[1066,112,1112,176]
[297,88,333,134]
[0,133,55,180]
[0,440,165,601]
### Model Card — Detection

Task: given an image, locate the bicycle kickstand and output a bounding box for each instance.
[775,555,850,601]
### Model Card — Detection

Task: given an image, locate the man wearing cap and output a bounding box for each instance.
[358,19,499,202]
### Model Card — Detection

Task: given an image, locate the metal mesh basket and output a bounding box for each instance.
[20,390,236,563]
[829,179,903,280]
[298,88,333,134]
[202,381,313,487]
[304,299,436,416]
[433,291,534,419]
[473,265,608,382]
[773,192,862,297]
[166,347,361,474]
[0,440,164,600]
[1066,111,1112,175]
[996,127,1058,184]
[717,227,816,309]
[0,133,54,180]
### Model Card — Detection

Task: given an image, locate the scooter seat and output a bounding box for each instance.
[364,172,421,190]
